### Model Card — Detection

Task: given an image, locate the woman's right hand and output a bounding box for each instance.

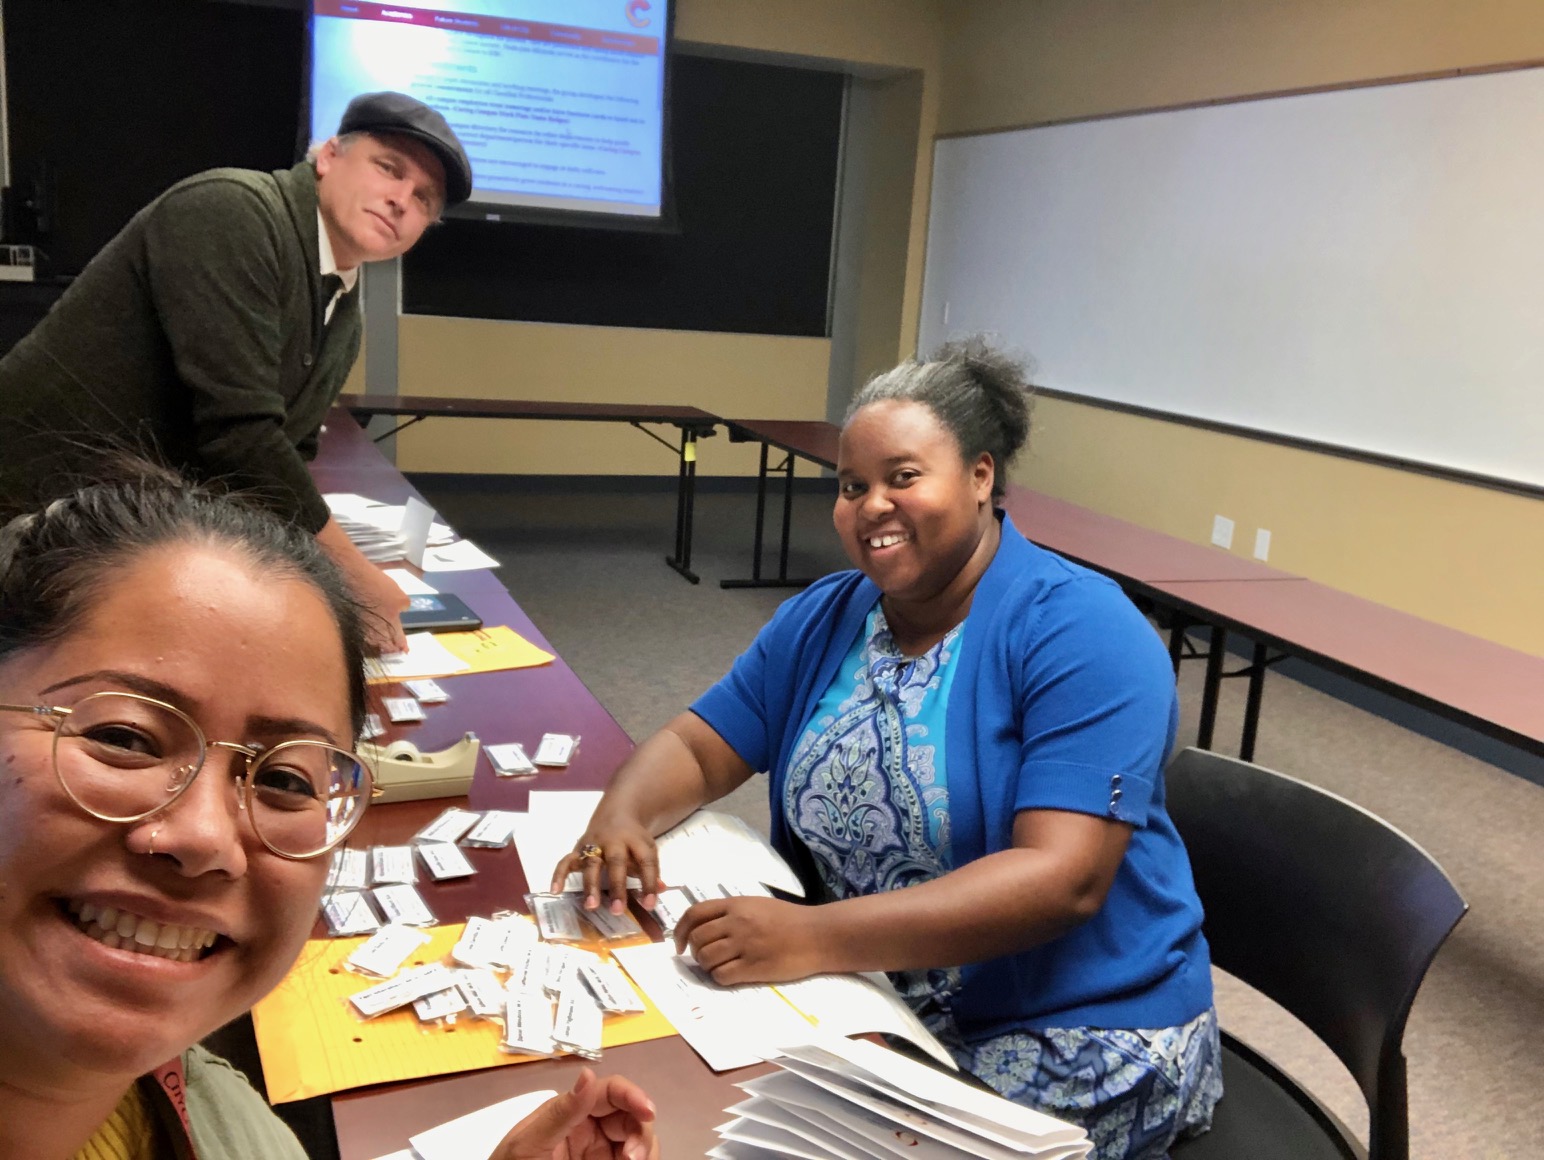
[550,812,664,915]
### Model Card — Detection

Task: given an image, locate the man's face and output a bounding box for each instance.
[314,132,446,267]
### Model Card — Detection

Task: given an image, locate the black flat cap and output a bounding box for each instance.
[338,91,473,206]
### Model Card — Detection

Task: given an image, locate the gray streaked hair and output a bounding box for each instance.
[846,338,1034,500]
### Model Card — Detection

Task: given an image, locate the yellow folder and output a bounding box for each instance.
[251,924,677,1103]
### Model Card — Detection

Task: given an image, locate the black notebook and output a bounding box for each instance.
[399,592,483,633]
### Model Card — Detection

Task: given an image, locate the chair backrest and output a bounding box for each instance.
[1165,748,1467,1160]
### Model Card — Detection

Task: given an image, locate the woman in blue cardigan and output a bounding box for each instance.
[559,342,1221,1159]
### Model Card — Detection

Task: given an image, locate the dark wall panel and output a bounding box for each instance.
[4,0,304,275]
[403,53,843,337]
[4,8,842,337]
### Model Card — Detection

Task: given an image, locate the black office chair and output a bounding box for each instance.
[1165,748,1466,1160]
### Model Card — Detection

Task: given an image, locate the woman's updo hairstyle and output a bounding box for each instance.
[0,457,369,735]
[845,337,1033,501]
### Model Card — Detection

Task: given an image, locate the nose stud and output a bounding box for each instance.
[148,827,161,857]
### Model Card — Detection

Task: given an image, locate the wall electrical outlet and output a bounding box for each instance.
[1254,528,1272,561]
[1211,514,1235,550]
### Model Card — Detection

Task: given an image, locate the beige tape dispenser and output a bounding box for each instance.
[361,732,482,803]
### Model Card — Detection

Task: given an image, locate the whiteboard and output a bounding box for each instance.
[920,67,1544,487]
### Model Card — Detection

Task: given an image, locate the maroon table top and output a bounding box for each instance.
[312,413,636,922]
[332,1040,770,1159]
[1001,485,1297,585]
[1152,577,1544,755]
[310,413,759,1156]
[726,418,842,468]
[341,392,720,428]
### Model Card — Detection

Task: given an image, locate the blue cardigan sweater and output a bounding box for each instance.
[693,515,1213,1037]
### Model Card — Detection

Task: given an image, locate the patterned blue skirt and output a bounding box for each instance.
[954,1007,1224,1160]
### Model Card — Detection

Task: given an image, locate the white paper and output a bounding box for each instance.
[405,677,450,703]
[407,1089,556,1160]
[725,1094,876,1160]
[400,496,437,569]
[656,810,805,898]
[612,942,814,1072]
[780,1037,1087,1151]
[385,567,439,596]
[773,974,956,1069]
[422,539,501,572]
[366,632,472,681]
[513,792,603,896]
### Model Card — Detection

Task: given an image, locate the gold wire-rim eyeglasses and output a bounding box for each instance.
[0,690,380,860]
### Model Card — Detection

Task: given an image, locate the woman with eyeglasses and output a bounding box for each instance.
[0,466,657,1160]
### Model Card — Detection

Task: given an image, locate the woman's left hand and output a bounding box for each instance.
[489,1069,658,1160]
[672,896,826,985]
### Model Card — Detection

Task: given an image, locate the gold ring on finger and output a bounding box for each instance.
[578,843,604,861]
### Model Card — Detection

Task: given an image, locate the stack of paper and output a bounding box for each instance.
[712,1034,1091,1160]
[325,493,452,562]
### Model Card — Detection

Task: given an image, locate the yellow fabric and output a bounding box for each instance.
[251,922,678,1102]
[366,625,555,684]
[72,1084,157,1160]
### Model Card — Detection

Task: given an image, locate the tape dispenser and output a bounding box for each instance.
[360,731,481,803]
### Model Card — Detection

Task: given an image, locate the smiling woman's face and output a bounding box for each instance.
[0,543,351,1082]
[834,399,995,607]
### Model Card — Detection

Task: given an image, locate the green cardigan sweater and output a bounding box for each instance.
[0,162,360,531]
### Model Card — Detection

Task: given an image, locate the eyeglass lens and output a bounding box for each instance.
[54,692,368,857]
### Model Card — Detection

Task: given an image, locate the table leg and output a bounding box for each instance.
[664,427,701,584]
[776,450,796,582]
[1239,641,1269,762]
[1197,626,1227,749]
[1168,612,1190,675]
[722,446,819,589]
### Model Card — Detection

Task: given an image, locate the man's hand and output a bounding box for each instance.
[490,1069,658,1160]
[346,557,412,654]
[673,896,827,985]
[314,515,410,653]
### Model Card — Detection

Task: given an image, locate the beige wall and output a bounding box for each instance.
[1019,397,1543,656]
[936,0,1544,655]
[393,0,943,478]
[395,317,827,476]
[937,0,1544,134]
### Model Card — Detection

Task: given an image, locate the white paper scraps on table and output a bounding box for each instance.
[419,842,477,881]
[611,942,814,1072]
[405,1089,557,1160]
[414,807,483,846]
[329,847,369,892]
[422,539,501,572]
[400,496,437,569]
[461,810,521,848]
[656,810,806,899]
[365,632,472,682]
[486,743,537,777]
[382,696,426,724]
[384,567,439,597]
[405,678,450,703]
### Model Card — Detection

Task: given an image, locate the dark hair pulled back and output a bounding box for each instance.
[0,458,368,735]
[846,337,1033,500]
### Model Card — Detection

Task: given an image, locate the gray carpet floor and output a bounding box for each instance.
[417,475,1544,1160]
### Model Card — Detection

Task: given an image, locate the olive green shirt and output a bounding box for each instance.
[0,162,360,531]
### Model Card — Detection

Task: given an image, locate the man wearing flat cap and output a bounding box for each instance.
[0,91,472,651]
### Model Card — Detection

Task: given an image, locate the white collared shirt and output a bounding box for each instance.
[316,209,359,324]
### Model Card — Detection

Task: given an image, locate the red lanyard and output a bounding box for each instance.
[148,1058,200,1160]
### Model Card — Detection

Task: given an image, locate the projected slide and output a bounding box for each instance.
[311,0,668,216]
